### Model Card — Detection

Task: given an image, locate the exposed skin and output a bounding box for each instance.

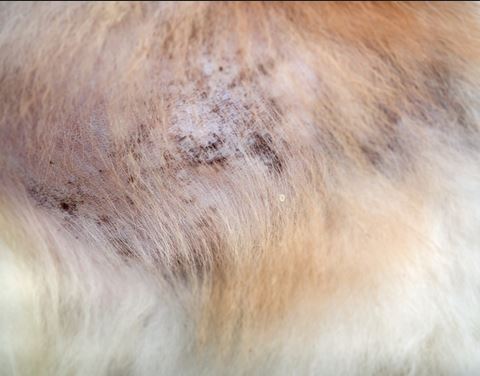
[1,2,480,375]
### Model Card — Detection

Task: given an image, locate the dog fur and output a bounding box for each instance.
[1,2,480,375]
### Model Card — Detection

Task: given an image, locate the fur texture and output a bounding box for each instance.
[1,2,480,375]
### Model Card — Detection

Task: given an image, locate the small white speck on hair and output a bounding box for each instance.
[279,194,286,202]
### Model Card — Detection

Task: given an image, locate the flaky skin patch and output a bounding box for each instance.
[1,2,480,375]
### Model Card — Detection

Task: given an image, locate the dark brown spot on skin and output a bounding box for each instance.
[125,195,135,206]
[131,151,142,161]
[177,132,229,167]
[137,123,150,144]
[28,182,86,216]
[27,185,49,207]
[177,135,187,142]
[249,132,283,173]
[181,196,196,205]
[205,155,227,166]
[258,63,268,76]
[162,150,175,169]
[112,237,137,260]
[97,214,111,225]
[360,144,383,167]
[378,104,399,127]
[59,201,77,215]
[189,22,198,42]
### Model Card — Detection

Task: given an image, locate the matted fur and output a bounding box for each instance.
[1,2,480,375]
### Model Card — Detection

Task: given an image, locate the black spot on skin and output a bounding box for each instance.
[59,201,77,215]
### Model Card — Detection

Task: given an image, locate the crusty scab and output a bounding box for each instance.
[165,56,285,173]
[248,131,283,173]
[173,128,283,172]
[176,132,228,167]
